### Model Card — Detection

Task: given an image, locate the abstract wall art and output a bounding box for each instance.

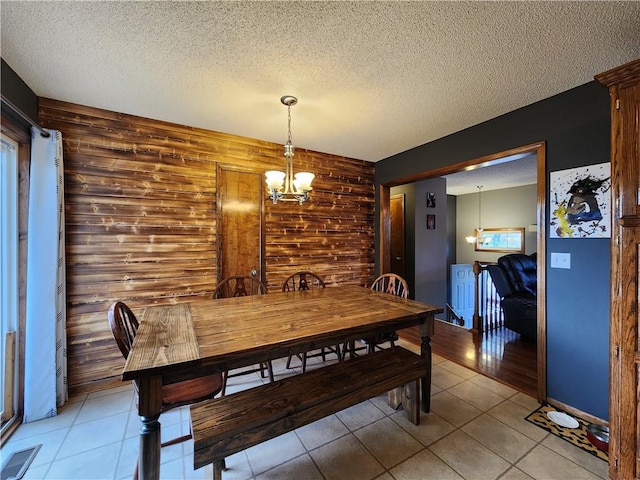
[550,162,611,238]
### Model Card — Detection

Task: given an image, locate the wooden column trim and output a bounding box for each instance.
[379,184,391,274]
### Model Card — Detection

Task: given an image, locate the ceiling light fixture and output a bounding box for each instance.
[465,185,484,244]
[265,95,314,205]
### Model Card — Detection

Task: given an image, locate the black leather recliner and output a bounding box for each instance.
[487,253,537,341]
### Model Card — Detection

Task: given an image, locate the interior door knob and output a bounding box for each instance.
[251,269,258,276]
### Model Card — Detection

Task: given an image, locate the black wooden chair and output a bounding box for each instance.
[283,271,342,372]
[108,301,223,480]
[213,276,274,394]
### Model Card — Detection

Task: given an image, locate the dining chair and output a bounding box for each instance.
[370,272,409,299]
[213,275,274,394]
[344,273,410,358]
[108,301,224,480]
[213,275,266,298]
[282,271,342,372]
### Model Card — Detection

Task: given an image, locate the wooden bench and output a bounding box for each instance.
[190,346,428,478]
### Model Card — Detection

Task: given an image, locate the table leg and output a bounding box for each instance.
[137,376,163,480]
[139,413,161,480]
[420,334,432,413]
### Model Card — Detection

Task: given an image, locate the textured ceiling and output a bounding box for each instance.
[2,1,639,173]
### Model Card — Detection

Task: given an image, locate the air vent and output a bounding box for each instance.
[1,445,41,480]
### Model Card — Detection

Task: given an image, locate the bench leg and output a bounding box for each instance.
[387,387,403,410]
[387,382,420,425]
[401,381,420,425]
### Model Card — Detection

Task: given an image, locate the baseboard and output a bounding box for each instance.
[546,396,608,426]
[68,376,127,397]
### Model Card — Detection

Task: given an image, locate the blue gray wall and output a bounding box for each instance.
[414,178,448,309]
[375,81,610,420]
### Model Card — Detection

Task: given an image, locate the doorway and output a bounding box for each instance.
[379,142,547,402]
[217,167,265,283]
[390,194,405,279]
[1,135,19,435]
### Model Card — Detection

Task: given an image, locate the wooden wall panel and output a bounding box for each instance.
[38,98,375,394]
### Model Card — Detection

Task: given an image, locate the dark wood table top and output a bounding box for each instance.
[123,285,442,382]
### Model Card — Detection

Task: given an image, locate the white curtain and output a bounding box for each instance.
[23,128,67,423]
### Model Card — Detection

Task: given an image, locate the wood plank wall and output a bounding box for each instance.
[38,98,375,395]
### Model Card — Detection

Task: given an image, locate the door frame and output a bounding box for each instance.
[0,116,31,442]
[378,141,547,402]
[389,193,406,280]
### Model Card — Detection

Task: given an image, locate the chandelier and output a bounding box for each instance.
[265,95,315,204]
[465,185,484,244]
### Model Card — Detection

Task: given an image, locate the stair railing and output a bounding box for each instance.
[444,303,465,326]
[472,261,504,333]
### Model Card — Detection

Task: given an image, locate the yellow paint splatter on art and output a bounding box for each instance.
[553,202,574,237]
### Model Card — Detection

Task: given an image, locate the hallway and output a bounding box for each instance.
[403,321,537,397]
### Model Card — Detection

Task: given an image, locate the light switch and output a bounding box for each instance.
[550,252,571,269]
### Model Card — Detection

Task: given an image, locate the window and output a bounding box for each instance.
[1,134,19,430]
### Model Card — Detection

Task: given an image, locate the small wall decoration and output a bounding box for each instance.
[550,162,611,238]
[426,192,436,208]
[426,214,436,230]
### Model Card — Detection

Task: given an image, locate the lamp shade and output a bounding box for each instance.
[265,170,285,191]
[293,172,314,192]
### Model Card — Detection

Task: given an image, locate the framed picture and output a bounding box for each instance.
[426,192,436,208]
[474,227,524,252]
[549,162,611,238]
[426,214,436,230]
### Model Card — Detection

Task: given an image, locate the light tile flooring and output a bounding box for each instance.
[3,341,608,480]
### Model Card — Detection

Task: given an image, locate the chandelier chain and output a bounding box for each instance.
[478,185,483,230]
[287,103,293,145]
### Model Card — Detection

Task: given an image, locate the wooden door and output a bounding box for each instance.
[218,167,264,283]
[390,194,405,278]
[595,58,640,480]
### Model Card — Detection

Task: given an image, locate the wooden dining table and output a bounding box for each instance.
[122,284,442,480]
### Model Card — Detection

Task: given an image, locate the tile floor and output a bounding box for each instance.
[2,341,608,480]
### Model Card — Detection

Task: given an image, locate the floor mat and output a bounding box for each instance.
[525,403,608,462]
